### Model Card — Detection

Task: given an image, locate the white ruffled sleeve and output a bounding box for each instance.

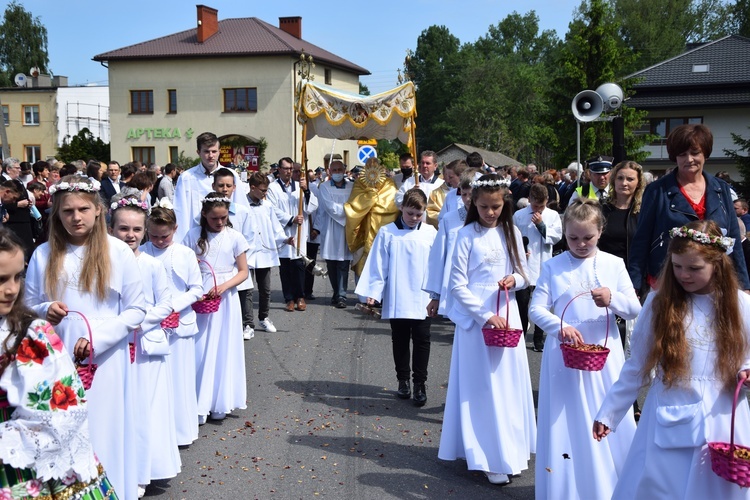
[0,320,99,482]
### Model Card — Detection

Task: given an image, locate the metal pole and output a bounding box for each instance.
[576,120,581,189]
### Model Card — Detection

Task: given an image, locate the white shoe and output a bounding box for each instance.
[485,472,510,485]
[198,414,207,426]
[260,318,276,333]
[210,411,226,421]
[137,485,147,498]
[243,326,255,340]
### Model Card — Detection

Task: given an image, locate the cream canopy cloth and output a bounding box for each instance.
[296,81,416,151]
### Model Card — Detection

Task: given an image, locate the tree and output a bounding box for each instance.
[546,0,653,166]
[0,1,50,87]
[724,126,750,186]
[57,128,110,163]
[359,82,370,96]
[729,0,750,37]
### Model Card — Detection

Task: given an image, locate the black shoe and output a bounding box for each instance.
[305,294,316,301]
[413,383,427,406]
[335,299,347,309]
[330,297,339,306]
[397,380,411,399]
[532,345,544,353]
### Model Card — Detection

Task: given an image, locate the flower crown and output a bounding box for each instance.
[49,179,100,195]
[669,226,735,254]
[110,197,150,214]
[203,196,231,204]
[470,178,511,188]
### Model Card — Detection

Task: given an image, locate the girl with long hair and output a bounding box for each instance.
[142,201,204,447]
[109,195,181,496]
[438,175,536,485]
[182,193,249,424]
[530,198,641,499]
[24,175,146,500]
[595,220,750,498]
[0,227,118,499]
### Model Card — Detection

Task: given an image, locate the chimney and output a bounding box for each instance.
[279,16,302,39]
[197,5,219,43]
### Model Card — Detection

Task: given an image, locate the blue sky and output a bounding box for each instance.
[11,0,583,94]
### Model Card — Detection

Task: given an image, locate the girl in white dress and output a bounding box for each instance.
[183,193,249,424]
[25,175,146,500]
[437,174,536,485]
[143,201,203,446]
[529,198,640,499]
[109,195,181,496]
[594,220,750,499]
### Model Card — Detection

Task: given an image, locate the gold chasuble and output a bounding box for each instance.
[345,158,399,276]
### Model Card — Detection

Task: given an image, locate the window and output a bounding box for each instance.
[692,64,709,73]
[132,147,155,165]
[325,68,332,85]
[23,105,39,125]
[24,145,41,163]
[169,146,178,163]
[130,90,154,114]
[223,88,257,112]
[649,116,703,143]
[168,89,177,114]
[2,105,7,126]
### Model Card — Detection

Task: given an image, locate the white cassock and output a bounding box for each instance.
[529,250,641,500]
[25,236,146,500]
[315,180,353,261]
[354,220,437,319]
[228,202,256,291]
[247,200,287,269]
[512,206,563,285]
[141,241,203,447]
[133,252,181,483]
[596,292,750,500]
[438,223,536,475]
[422,206,466,315]
[173,164,249,242]
[183,227,249,417]
[395,175,444,210]
[266,178,318,260]
[437,187,460,224]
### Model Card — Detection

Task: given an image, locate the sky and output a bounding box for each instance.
[9,0,583,95]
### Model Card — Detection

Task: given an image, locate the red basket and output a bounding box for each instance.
[191,259,221,314]
[160,311,180,329]
[709,379,750,487]
[482,285,523,348]
[69,311,97,391]
[559,291,610,371]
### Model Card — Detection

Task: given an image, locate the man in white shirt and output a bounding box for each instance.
[173,132,249,241]
[395,150,444,209]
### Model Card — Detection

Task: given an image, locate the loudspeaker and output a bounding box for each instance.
[572,90,603,122]
[595,83,624,112]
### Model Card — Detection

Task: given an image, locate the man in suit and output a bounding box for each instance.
[100,161,122,205]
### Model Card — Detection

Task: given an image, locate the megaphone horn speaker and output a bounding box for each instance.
[572,90,603,122]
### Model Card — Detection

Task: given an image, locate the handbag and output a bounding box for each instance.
[140,328,170,356]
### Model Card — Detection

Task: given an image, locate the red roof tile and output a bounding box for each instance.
[92,17,369,75]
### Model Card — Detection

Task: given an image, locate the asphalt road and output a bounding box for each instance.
[149,269,543,500]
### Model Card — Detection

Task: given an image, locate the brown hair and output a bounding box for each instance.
[197,192,232,256]
[646,220,746,389]
[249,172,269,187]
[666,124,713,162]
[607,160,645,214]
[148,206,177,228]
[529,183,548,203]
[46,176,111,301]
[402,188,427,211]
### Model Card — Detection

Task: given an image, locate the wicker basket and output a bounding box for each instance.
[69,311,97,391]
[191,259,221,314]
[709,379,750,487]
[160,311,180,329]
[559,291,610,371]
[482,285,523,348]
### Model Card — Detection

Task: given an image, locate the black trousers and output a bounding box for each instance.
[279,258,305,302]
[239,267,272,328]
[516,286,544,349]
[304,242,319,297]
[389,318,431,384]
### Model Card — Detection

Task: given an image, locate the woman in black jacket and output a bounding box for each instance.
[1,158,34,260]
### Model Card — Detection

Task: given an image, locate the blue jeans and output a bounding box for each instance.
[326,259,350,301]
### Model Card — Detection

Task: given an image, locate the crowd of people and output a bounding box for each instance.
[1,123,750,499]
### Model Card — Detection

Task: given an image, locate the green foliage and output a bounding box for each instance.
[57,128,110,163]
[729,0,750,37]
[379,151,399,171]
[0,1,49,87]
[174,150,200,171]
[724,127,750,184]
[376,139,408,171]
[359,82,370,96]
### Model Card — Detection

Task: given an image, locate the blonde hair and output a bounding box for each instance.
[46,176,111,301]
[563,198,604,232]
[607,160,645,214]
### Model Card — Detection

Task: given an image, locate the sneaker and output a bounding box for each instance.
[243,326,255,340]
[259,318,277,333]
[137,485,147,498]
[209,411,226,421]
[335,298,347,309]
[198,414,207,426]
[485,472,511,485]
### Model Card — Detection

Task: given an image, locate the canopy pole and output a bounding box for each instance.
[297,121,308,255]
[411,122,419,187]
